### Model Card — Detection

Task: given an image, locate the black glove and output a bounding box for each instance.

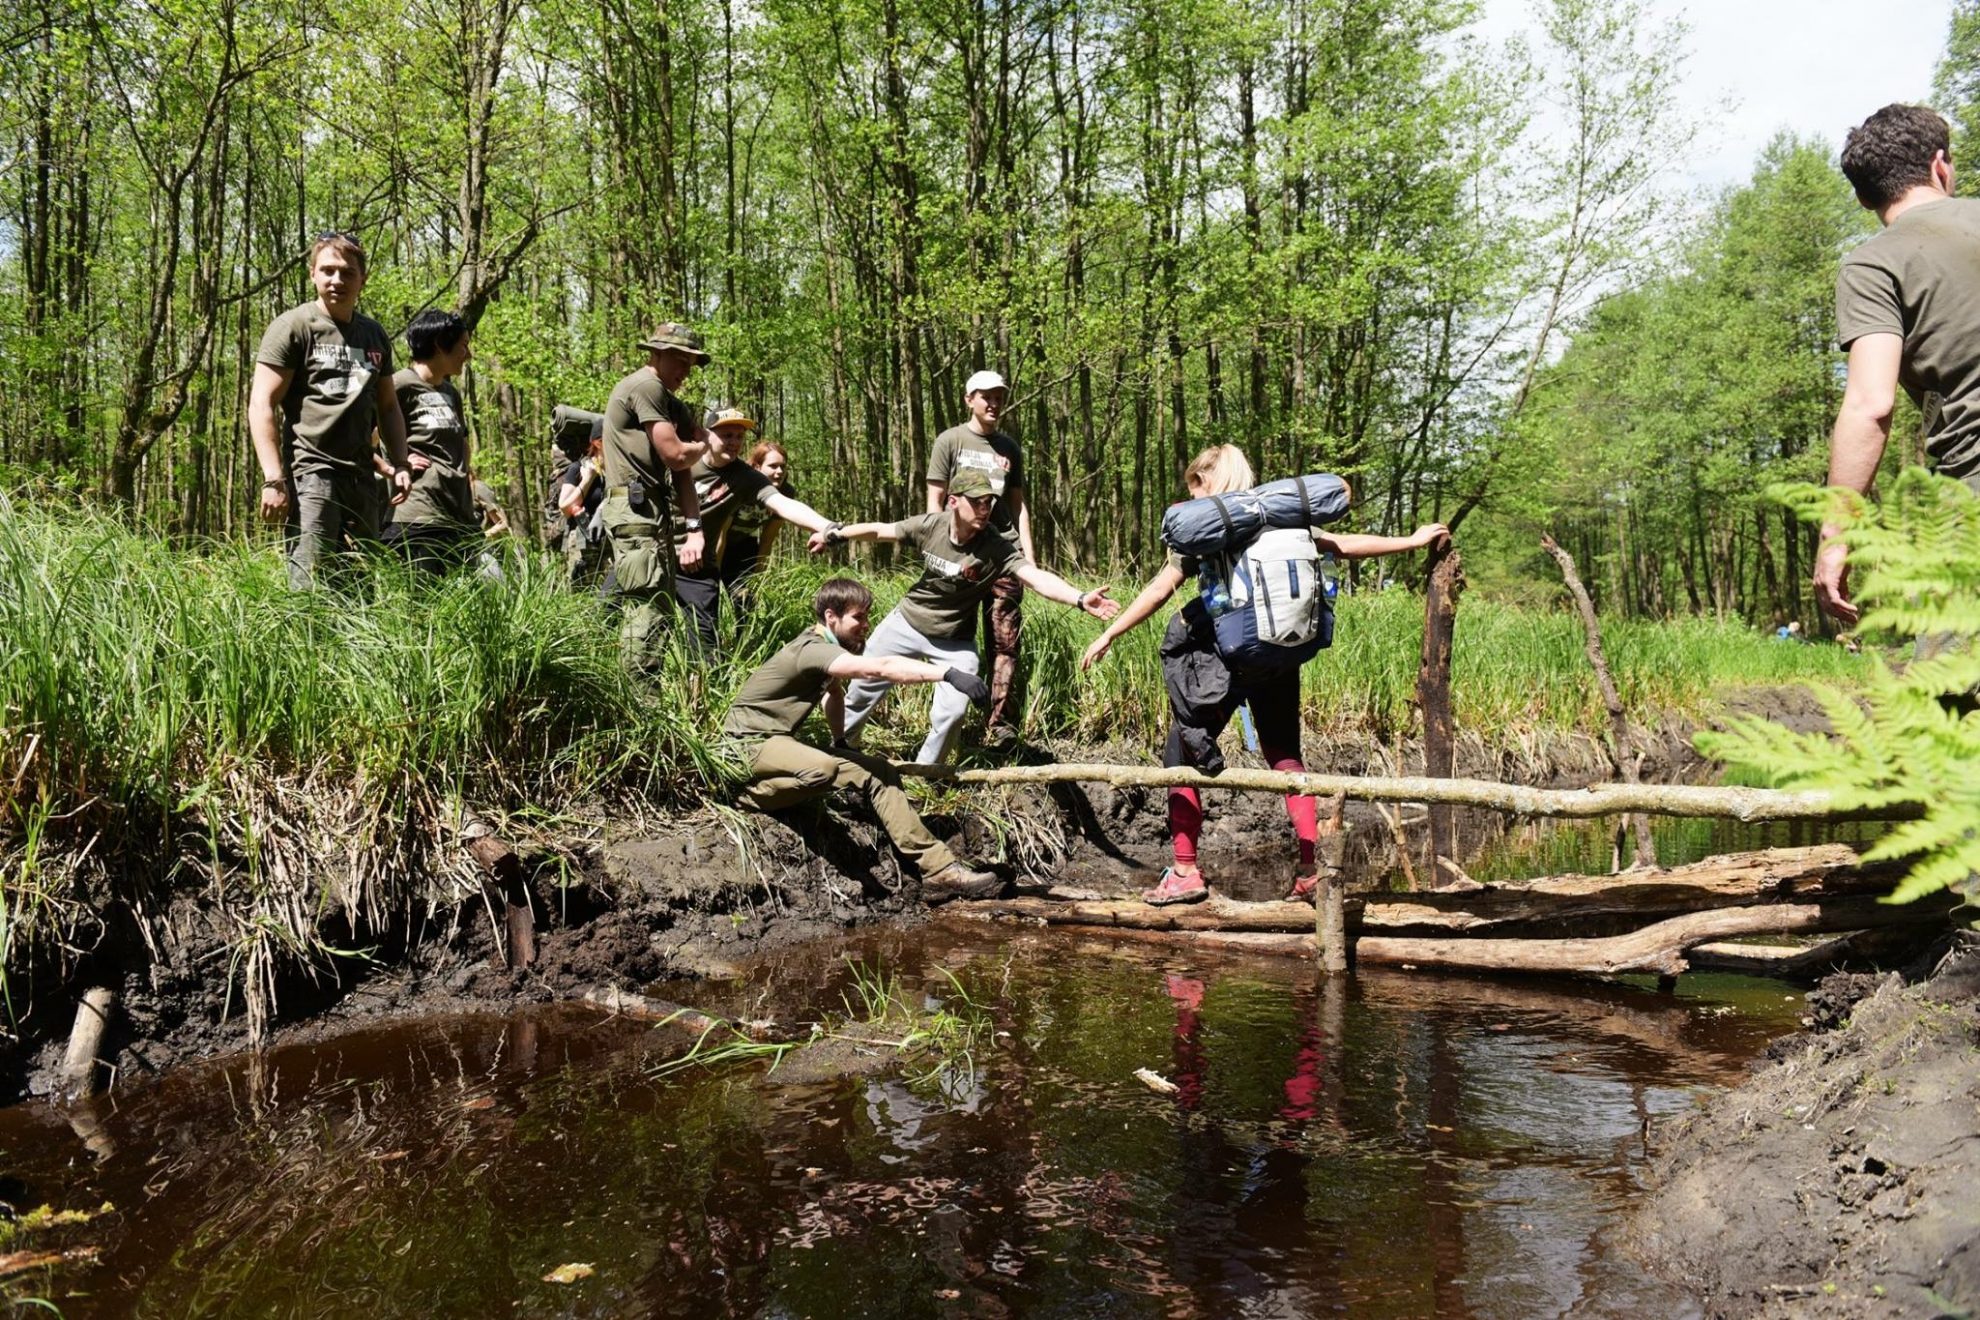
[944,667,991,707]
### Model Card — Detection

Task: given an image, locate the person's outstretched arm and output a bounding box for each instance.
[808,520,905,552]
[1012,561,1119,622]
[1320,523,1448,560]
[761,489,833,535]
[1080,563,1186,670]
[826,652,990,708]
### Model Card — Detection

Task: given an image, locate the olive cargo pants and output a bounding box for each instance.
[742,735,957,877]
[600,492,677,672]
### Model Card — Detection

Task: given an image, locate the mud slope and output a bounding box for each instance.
[1632,935,1980,1318]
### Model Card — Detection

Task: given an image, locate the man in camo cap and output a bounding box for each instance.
[599,322,711,671]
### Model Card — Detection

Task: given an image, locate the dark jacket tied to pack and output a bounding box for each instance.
[1161,473,1351,672]
[544,404,606,546]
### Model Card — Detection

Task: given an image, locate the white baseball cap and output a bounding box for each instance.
[964,369,1007,396]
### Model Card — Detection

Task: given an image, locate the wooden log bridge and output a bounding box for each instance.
[899,762,1916,823]
[948,845,1961,978]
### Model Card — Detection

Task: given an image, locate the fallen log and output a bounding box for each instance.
[900,762,1914,822]
[1686,925,1946,979]
[1035,893,1959,979]
[1354,892,1960,978]
[952,845,1904,937]
[581,986,765,1038]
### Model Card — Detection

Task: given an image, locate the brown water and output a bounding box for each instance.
[2,922,1803,1318]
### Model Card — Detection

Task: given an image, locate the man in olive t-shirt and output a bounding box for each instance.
[721,578,1002,903]
[926,369,1032,743]
[814,467,1119,765]
[249,233,412,589]
[1818,104,1980,625]
[599,322,710,671]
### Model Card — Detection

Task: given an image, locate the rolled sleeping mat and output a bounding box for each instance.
[1160,473,1351,557]
[551,404,606,460]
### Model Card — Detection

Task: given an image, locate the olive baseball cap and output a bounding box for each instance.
[948,468,996,499]
[638,321,710,362]
[707,406,756,431]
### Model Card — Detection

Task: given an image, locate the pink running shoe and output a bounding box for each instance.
[1141,867,1209,906]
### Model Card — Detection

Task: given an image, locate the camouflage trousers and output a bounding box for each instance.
[980,574,1024,733]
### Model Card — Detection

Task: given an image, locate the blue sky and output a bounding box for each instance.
[1479,0,1953,190]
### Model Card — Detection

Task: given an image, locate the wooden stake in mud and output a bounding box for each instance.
[59,986,117,1101]
[1415,537,1464,885]
[1542,534,1656,870]
[463,816,536,970]
[1315,794,1348,974]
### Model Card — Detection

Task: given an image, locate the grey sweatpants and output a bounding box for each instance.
[840,607,980,765]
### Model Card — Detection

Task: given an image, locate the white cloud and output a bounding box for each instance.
[1477,0,1951,190]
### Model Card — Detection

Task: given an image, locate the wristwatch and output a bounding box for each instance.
[824,523,846,545]
[682,517,703,532]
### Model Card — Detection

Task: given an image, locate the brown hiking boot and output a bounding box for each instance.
[923,862,1003,905]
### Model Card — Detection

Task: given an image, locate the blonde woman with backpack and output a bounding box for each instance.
[1080,444,1447,906]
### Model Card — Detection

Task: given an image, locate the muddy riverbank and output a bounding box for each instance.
[4,711,1737,1106]
[5,682,1856,1109]
[1631,933,1980,1318]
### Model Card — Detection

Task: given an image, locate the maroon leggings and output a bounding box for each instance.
[1165,667,1318,871]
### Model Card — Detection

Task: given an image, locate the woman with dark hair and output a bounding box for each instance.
[721,438,794,585]
[383,309,478,573]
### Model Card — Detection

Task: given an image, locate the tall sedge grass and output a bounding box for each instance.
[0,499,1863,1030]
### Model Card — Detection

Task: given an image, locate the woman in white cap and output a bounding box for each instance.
[927,368,1030,746]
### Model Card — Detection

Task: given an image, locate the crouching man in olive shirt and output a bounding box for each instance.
[722,578,1004,904]
[812,467,1120,765]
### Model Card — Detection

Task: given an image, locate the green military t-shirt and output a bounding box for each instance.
[680,456,775,562]
[389,369,475,530]
[927,424,1024,533]
[1837,197,1980,485]
[891,511,1027,641]
[255,302,394,473]
[602,368,699,496]
[721,628,842,741]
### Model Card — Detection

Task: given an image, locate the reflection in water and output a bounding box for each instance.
[0,928,1801,1319]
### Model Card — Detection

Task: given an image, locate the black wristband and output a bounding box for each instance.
[262,478,287,490]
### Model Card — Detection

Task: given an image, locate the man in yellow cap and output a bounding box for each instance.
[671,404,847,650]
[599,322,710,671]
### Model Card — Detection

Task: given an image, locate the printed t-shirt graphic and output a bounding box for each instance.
[391,369,474,527]
[255,302,394,473]
[927,424,1024,533]
[889,511,1027,640]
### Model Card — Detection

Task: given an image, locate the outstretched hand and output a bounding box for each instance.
[807,527,836,555]
[1413,522,1451,550]
[944,666,991,707]
[1080,633,1113,672]
[1080,586,1120,621]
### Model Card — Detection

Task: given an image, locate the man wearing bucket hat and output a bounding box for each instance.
[927,368,1030,746]
[811,465,1119,765]
[600,322,711,671]
[670,403,845,649]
